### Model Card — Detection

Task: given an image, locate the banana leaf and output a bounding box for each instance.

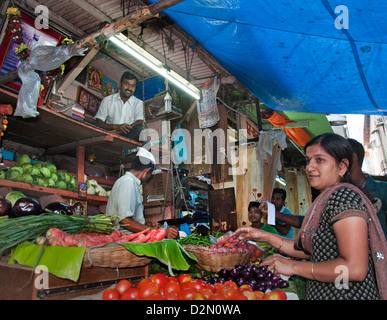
[122,239,197,276]
[8,242,85,282]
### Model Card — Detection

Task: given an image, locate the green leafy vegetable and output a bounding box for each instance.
[123,240,197,276]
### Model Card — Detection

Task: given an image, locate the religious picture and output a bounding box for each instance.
[88,66,103,92]
[76,86,102,116]
[103,76,117,96]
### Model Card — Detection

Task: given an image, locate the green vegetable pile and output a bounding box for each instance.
[0,154,77,192]
[178,230,224,246]
[0,154,109,196]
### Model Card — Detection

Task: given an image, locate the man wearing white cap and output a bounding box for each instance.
[106,148,178,239]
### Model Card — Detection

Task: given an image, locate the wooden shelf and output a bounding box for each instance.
[0,179,108,205]
[7,105,142,167]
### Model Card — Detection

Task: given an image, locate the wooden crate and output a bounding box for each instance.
[0,262,150,300]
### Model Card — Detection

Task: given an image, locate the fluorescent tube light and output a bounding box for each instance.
[110,34,201,100]
[276,175,286,186]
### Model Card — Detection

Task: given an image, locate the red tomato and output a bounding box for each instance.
[254,291,264,300]
[276,290,287,300]
[168,276,178,281]
[115,279,132,295]
[179,288,197,300]
[205,283,216,292]
[242,291,257,300]
[139,282,159,300]
[146,293,165,300]
[164,280,181,294]
[186,279,206,292]
[178,274,192,285]
[102,288,120,300]
[136,278,151,289]
[120,288,139,300]
[164,291,179,300]
[200,288,214,300]
[223,287,240,299]
[239,284,253,292]
[221,281,238,290]
[151,273,169,287]
[262,290,287,300]
[193,292,205,300]
[209,293,228,300]
[231,292,248,300]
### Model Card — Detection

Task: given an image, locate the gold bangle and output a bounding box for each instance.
[311,262,316,280]
[278,237,284,251]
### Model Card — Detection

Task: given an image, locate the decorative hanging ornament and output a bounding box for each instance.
[88,153,96,164]
[1,117,8,137]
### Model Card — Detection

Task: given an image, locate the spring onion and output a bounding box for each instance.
[0,213,120,251]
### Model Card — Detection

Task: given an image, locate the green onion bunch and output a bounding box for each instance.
[0,213,120,251]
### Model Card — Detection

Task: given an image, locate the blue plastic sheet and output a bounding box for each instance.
[148,0,387,115]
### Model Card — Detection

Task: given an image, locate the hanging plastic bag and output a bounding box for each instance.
[14,44,87,118]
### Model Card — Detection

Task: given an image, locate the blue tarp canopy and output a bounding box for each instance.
[149,0,387,115]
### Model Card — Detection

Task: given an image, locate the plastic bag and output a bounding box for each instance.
[14,44,87,118]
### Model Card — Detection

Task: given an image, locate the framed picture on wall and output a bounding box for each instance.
[76,86,102,116]
[103,76,117,96]
[88,66,103,92]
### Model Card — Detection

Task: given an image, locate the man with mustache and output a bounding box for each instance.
[94,71,145,142]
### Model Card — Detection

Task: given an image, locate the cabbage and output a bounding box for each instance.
[5,191,27,206]
[51,173,58,182]
[35,176,48,187]
[55,180,67,190]
[22,164,32,172]
[17,154,31,166]
[46,163,57,173]
[40,167,51,178]
[64,172,71,182]
[33,161,44,169]
[57,170,67,181]
[21,173,33,184]
[8,166,23,175]
[7,170,21,181]
[0,171,5,180]
[47,178,55,187]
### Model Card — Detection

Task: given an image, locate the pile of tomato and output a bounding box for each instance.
[102,273,287,300]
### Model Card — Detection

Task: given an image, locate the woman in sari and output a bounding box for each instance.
[233,133,386,300]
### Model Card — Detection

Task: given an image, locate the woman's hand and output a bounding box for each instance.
[232,227,269,243]
[260,254,295,276]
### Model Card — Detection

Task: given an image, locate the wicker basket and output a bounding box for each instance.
[185,249,253,273]
[82,245,151,268]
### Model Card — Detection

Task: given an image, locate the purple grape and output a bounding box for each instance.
[256,271,265,279]
[266,270,273,279]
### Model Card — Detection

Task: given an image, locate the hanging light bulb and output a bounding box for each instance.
[164,91,172,112]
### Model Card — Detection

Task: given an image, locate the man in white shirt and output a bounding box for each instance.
[94,71,145,141]
[106,148,178,239]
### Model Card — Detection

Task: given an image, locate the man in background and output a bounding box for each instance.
[94,71,145,142]
[347,138,387,238]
